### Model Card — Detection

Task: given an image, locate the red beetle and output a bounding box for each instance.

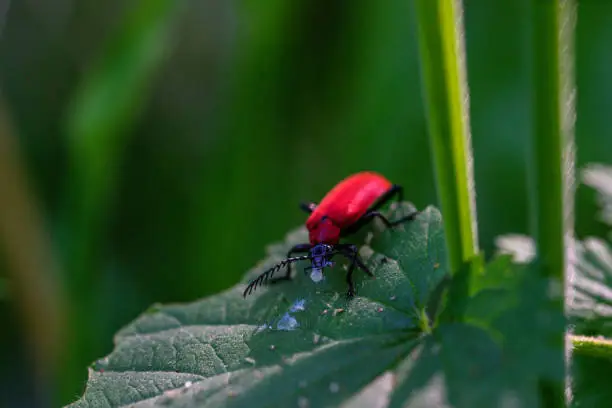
[243,171,419,298]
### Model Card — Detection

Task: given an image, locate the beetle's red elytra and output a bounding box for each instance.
[243,171,419,298]
[306,172,393,245]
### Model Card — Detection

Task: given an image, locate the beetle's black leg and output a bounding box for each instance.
[345,256,357,298]
[337,244,373,277]
[334,243,373,297]
[369,184,404,212]
[339,184,418,238]
[269,243,311,284]
[340,209,418,237]
[367,210,418,228]
[300,202,317,214]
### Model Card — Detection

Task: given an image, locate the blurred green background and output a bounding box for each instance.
[0,1,609,407]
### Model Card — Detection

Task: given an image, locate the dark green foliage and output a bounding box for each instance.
[59,0,179,401]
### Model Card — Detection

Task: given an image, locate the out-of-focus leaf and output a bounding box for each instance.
[571,238,612,336]
[66,0,176,172]
[494,232,612,337]
[69,204,564,407]
[569,237,612,408]
[495,234,536,264]
[63,0,178,253]
[583,164,612,227]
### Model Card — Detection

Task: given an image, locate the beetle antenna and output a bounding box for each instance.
[243,255,312,297]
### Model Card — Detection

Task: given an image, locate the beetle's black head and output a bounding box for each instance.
[307,244,335,282]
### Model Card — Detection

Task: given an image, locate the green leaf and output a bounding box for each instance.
[69,204,563,407]
[391,282,564,408]
[67,204,439,407]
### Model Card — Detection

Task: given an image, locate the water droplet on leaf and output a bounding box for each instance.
[310,268,324,282]
[277,313,299,331]
[256,323,269,333]
[329,382,340,393]
[290,299,306,312]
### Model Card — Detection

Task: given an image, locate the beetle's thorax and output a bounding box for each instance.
[307,216,341,245]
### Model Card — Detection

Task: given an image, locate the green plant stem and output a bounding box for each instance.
[529,0,575,406]
[570,335,612,359]
[413,0,478,275]
[530,1,564,283]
